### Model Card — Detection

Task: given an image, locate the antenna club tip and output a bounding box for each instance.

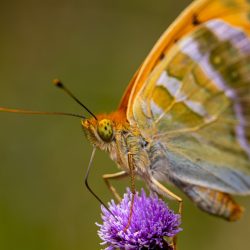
[52,78,63,88]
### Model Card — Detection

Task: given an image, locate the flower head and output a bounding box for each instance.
[97,188,182,250]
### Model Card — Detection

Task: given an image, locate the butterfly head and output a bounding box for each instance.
[81,116,116,150]
[81,111,129,150]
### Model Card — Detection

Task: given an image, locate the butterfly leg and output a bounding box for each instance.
[123,152,136,231]
[102,171,128,202]
[151,177,183,213]
[151,177,182,250]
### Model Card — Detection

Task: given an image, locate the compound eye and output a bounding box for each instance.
[97,119,113,142]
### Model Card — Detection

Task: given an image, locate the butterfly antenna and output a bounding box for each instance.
[53,79,97,120]
[0,107,85,119]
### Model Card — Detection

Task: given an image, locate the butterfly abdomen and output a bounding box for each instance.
[182,185,243,221]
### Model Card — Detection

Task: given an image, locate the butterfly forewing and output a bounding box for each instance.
[125,0,250,195]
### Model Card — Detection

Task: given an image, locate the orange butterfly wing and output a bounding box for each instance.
[119,0,250,119]
[118,0,250,197]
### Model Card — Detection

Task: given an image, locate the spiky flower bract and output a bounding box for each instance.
[97,188,182,250]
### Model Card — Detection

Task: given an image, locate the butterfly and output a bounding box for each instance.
[82,0,250,221]
[1,0,250,221]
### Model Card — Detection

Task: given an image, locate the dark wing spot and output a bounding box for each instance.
[173,38,179,43]
[159,52,165,60]
[192,14,201,26]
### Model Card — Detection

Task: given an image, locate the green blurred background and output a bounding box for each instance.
[0,0,249,249]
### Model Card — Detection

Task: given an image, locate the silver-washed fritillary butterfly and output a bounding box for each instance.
[82,0,250,221]
[1,0,250,222]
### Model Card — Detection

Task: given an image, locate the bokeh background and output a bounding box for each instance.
[0,0,249,249]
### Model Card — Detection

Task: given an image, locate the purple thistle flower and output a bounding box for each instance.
[97,188,182,250]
